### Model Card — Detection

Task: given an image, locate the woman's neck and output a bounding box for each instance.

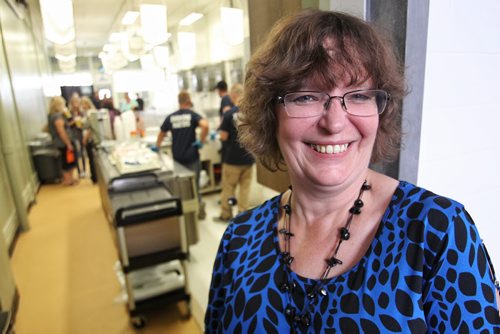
[287,173,371,228]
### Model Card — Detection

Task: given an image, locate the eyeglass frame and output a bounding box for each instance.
[276,89,391,118]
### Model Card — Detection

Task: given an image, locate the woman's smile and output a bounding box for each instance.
[308,142,349,155]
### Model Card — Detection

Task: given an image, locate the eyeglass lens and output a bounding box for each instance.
[284,90,388,118]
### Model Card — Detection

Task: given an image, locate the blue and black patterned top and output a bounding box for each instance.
[205,181,500,333]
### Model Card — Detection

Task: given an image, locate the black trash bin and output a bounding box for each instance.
[32,148,62,184]
[29,136,62,184]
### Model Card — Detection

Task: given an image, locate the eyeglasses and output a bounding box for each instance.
[276,89,390,118]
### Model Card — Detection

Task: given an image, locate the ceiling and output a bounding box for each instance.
[69,0,217,58]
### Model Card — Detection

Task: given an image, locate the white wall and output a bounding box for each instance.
[418,0,500,268]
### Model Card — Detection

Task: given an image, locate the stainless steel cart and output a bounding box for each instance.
[111,180,190,328]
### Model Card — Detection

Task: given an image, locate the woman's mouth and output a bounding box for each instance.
[310,143,349,154]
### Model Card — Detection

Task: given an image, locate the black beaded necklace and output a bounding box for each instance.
[279,180,371,333]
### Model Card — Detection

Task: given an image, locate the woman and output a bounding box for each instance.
[100,98,120,139]
[81,96,98,183]
[47,96,77,186]
[68,93,86,178]
[205,10,500,333]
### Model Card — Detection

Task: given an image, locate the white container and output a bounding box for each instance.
[128,260,185,301]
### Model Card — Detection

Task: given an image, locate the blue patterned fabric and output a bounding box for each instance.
[205,181,500,333]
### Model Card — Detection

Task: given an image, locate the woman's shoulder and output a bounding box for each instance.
[226,194,282,235]
[390,180,469,232]
[49,112,65,122]
[395,180,464,211]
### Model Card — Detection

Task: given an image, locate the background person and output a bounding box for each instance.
[47,96,78,186]
[68,93,86,178]
[215,83,255,222]
[134,93,144,111]
[205,10,500,333]
[214,80,233,120]
[214,80,234,167]
[156,90,209,220]
[100,98,120,139]
[120,92,138,112]
[81,96,98,183]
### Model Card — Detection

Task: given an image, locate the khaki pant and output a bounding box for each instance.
[220,163,253,219]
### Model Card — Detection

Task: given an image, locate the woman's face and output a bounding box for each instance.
[276,81,379,189]
[71,98,81,110]
[55,99,65,112]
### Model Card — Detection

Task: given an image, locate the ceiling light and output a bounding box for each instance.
[121,11,139,25]
[58,58,76,73]
[221,7,244,45]
[110,32,123,42]
[179,12,203,26]
[55,53,76,62]
[153,46,169,68]
[140,54,155,71]
[103,44,115,52]
[177,32,196,69]
[39,0,75,45]
[53,41,76,56]
[140,4,168,46]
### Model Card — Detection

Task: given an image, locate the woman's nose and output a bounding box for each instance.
[319,97,347,132]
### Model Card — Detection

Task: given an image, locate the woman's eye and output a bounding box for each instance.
[292,94,320,104]
[353,94,369,100]
[347,93,372,103]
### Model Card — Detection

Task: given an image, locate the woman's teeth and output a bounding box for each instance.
[310,143,349,154]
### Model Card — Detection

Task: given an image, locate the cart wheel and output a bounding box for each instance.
[131,316,147,329]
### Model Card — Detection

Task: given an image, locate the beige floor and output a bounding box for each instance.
[11,178,202,334]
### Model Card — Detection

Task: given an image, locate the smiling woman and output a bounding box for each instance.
[204,9,500,333]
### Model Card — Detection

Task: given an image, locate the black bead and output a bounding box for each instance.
[285,305,296,318]
[281,252,294,265]
[340,227,350,240]
[349,206,361,215]
[301,313,311,327]
[354,198,364,208]
[326,256,343,267]
[320,288,327,296]
[280,281,294,292]
[361,182,371,190]
[283,204,291,214]
[307,291,316,299]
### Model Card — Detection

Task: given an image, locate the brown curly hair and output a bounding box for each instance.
[239,10,406,171]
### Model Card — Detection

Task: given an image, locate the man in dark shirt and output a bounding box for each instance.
[156,90,209,219]
[215,80,234,164]
[214,80,233,120]
[216,83,255,222]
